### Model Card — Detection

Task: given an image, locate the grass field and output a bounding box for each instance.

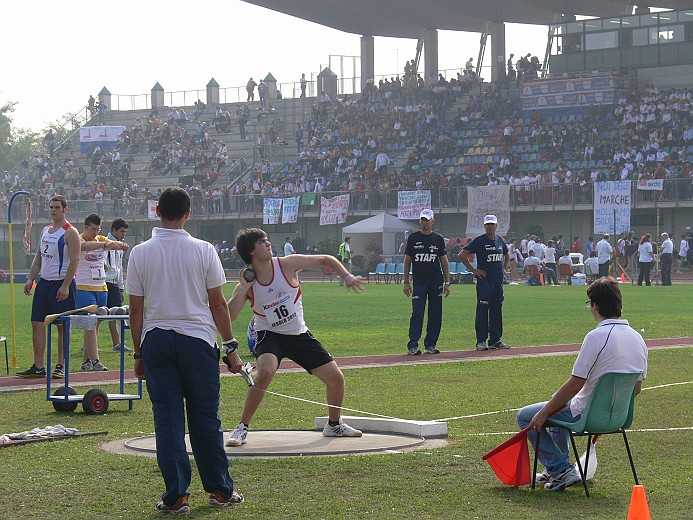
[1,282,692,367]
[0,282,691,519]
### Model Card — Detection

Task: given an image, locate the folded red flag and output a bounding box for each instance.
[481,426,532,486]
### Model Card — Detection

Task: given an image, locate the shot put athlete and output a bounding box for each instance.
[225,227,366,447]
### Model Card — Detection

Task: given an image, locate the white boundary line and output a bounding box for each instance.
[251,381,692,425]
[642,381,692,390]
[465,426,693,437]
[434,381,692,422]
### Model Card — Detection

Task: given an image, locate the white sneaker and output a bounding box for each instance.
[225,424,248,446]
[544,466,582,491]
[112,344,133,353]
[80,360,94,372]
[91,359,108,372]
[322,419,363,438]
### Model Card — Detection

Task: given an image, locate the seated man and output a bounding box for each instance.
[523,250,558,285]
[558,250,575,284]
[584,251,599,281]
[516,277,648,490]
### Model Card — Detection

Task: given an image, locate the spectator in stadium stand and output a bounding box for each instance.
[258,79,268,108]
[44,129,55,155]
[246,77,257,102]
[571,236,581,254]
[300,73,307,98]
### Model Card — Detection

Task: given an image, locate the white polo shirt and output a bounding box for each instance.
[126,227,226,348]
[596,239,613,264]
[570,319,648,417]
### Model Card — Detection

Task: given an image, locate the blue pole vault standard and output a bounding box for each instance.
[7,190,30,369]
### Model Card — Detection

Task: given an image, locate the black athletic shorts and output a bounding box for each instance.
[254,329,333,373]
[106,282,123,308]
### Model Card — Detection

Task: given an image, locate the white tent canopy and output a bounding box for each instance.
[341,213,416,256]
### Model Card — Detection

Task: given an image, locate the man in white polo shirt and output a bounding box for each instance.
[127,187,244,513]
[517,277,647,491]
[596,233,613,277]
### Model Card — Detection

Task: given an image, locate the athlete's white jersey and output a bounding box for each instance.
[39,223,74,281]
[251,257,308,335]
[75,234,108,291]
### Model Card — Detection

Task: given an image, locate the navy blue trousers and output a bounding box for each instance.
[143,328,234,506]
[475,278,504,346]
[408,284,443,349]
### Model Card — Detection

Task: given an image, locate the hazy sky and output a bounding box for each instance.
[2,0,554,131]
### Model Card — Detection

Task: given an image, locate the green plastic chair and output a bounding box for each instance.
[532,371,642,497]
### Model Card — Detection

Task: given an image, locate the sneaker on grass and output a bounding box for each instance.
[112,344,133,353]
[156,495,190,515]
[208,490,244,508]
[544,466,582,491]
[491,341,511,349]
[17,364,46,378]
[424,346,440,354]
[407,347,422,355]
[52,364,65,378]
[80,360,94,372]
[476,342,489,351]
[91,359,108,371]
[535,469,550,483]
[322,419,363,438]
[225,423,248,447]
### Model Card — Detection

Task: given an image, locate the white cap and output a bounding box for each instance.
[483,214,498,225]
[420,209,434,220]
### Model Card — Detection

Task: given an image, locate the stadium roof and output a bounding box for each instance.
[242,1,692,38]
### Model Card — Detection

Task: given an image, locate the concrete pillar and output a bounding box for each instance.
[360,35,374,90]
[151,82,164,111]
[206,78,219,105]
[317,68,338,99]
[423,29,438,86]
[98,87,111,111]
[489,22,506,83]
[264,73,278,100]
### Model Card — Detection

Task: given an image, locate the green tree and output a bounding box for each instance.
[0,101,41,174]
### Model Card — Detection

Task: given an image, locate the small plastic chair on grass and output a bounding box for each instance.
[384,263,397,284]
[559,263,573,284]
[526,264,544,286]
[532,371,642,497]
[394,263,405,284]
[321,266,335,283]
[369,263,386,283]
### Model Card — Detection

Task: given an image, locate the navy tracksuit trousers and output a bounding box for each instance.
[407,284,443,349]
[475,277,504,346]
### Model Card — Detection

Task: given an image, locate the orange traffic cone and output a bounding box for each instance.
[620,272,627,284]
[626,485,651,520]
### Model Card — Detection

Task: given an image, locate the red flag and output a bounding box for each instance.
[482,426,531,486]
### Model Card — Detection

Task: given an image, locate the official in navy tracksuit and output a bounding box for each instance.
[459,214,511,351]
[403,209,451,355]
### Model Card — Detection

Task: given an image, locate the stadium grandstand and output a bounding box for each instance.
[2,1,692,277]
